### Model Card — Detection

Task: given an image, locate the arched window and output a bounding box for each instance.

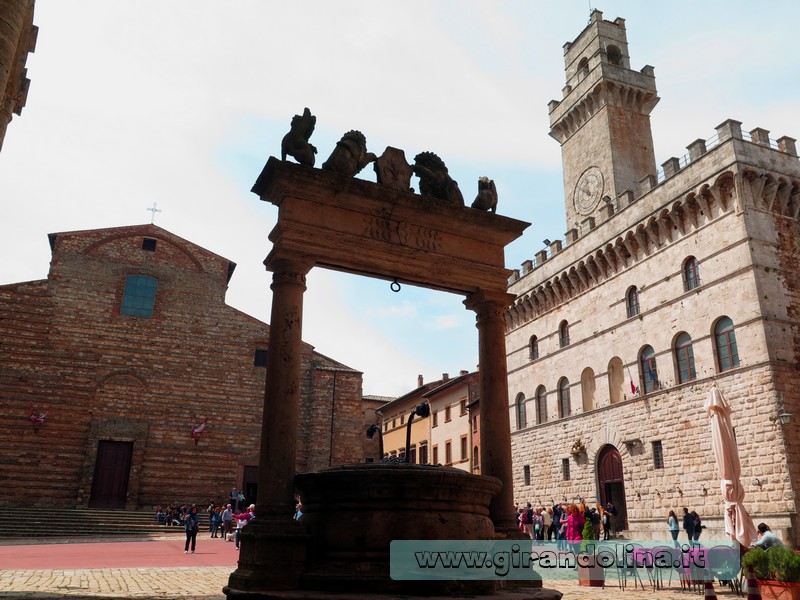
[529,335,539,360]
[683,256,701,291]
[674,332,697,383]
[608,357,624,404]
[558,378,571,419]
[536,385,548,425]
[581,367,595,412]
[626,286,640,318]
[715,316,741,372]
[606,45,623,66]
[515,393,527,430]
[559,320,570,347]
[577,57,589,80]
[640,345,659,394]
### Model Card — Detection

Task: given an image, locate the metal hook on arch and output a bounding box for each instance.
[390,279,401,293]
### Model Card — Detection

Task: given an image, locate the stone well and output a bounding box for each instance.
[295,462,502,595]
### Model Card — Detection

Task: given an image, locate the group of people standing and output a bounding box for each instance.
[667,507,704,547]
[155,491,256,555]
[206,501,255,550]
[516,500,618,547]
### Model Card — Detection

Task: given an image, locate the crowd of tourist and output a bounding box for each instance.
[514,499,716,549]
[516,499,617,547]
[153,488,256,553]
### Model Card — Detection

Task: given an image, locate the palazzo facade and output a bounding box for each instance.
[507,11,800,541]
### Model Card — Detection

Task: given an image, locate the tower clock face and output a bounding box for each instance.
[573,167,604,215]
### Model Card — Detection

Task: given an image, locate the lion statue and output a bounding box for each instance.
[472,176,498,213]
[281,108,318,167]
[412,151,464,207]
[322,130,377,177]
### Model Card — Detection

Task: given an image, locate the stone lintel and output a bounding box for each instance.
[255,158,530,296]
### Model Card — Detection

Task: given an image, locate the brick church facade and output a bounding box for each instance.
[506,11,800,541]
[0,224,364,510]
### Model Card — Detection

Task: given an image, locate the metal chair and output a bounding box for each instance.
[706,545,742,596]
[616,543,647,591]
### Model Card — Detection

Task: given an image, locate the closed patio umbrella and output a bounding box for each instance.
[704,386,758,547]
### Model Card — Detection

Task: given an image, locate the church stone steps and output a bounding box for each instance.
[9,508,207,538]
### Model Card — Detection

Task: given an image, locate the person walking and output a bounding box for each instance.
[691,511,703,543]
[668,510,680,547]
[184,505,199,554]
[682,507,695,543]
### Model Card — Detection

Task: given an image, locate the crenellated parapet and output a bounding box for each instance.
[505,171,737,331]
[512,120,800,299]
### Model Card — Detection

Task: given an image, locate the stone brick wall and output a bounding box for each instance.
[0,224,364,509]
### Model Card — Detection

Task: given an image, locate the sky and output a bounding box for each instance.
[1,1,798,397]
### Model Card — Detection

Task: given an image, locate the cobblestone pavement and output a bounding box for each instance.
[0,566,230,599]
[0,568,745,600]
[0,535,744,600]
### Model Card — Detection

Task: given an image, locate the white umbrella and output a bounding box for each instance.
[704,386,758,547]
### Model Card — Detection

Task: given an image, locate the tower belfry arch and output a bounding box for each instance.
[229,155,529,593]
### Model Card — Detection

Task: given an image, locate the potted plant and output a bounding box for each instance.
[577,517,604,587]
[742,546,800,600]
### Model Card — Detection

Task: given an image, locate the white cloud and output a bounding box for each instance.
[2,0,799,398]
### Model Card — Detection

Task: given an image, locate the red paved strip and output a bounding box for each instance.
[0,537,240,570]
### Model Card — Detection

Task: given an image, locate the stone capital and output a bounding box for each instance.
[266,254,314,289]
[464,289,516,322]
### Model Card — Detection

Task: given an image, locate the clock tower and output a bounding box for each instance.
[548,10,659,231]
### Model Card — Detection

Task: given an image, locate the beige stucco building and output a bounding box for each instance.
[377,375,439,464]
[376,372,480,471]
[427,371,479,472]
[506,10,800,542]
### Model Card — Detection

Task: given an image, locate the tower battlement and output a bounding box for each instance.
[509,119,800,288]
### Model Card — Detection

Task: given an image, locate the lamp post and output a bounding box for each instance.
[404,402,430,462]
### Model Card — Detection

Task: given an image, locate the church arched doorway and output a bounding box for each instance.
[597,445,628,532]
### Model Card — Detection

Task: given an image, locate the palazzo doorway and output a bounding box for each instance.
[597,444,628,531]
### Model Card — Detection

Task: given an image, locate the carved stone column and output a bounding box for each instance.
[464,289,518,535]
[225,255,313,597]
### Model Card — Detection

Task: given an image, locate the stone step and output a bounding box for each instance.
[7,508,212,538]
